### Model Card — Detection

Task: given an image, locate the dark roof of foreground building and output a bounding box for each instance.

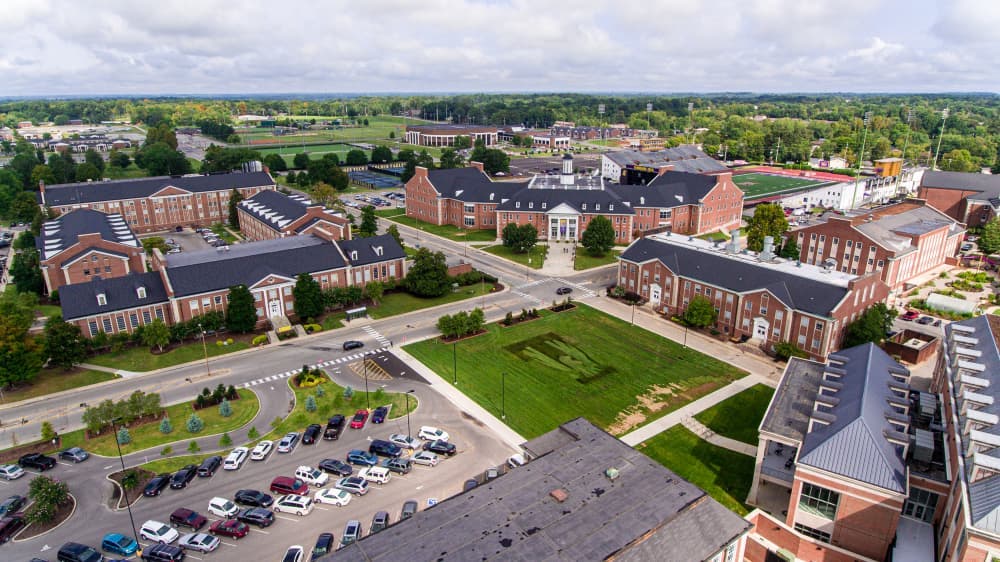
[42,171,275,206]
[620,235,855,317]
[605,145,728,174]
[338,234,406,266]
[617,170,720,206]
[759,357,826,443]
[325,418,749,562]
[37,209,140,260]
[423,167,527,202]
[239,190,315,231]
[920,171,1000,196]
[60,271,168,320]
[797,343,911,493]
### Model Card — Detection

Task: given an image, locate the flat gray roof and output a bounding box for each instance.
[760,357,825,444]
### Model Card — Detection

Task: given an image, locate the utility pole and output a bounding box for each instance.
[646,103,652,132]
[775,137,782,164]
[932,108,950,171]
[688,102,694,143]
[851,111,872,209]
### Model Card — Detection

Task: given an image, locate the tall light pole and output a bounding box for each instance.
[452,342,458,385]
[851,111,872,209]
[111,417,140,555]
[501,372,506,420]
[932,108,950,171]
[198,323,211,377]
[363,352,371,410]
[405,390,415,438]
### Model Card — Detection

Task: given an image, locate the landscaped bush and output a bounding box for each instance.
[219,399,232,418]
[303,324,323,334]
[81,390,162,435]
[294,366,326,388]
[186,413,204,433]
[117,427,131,445]
[159,417,172,434]
[775,341,809,361]
[25,475,70,525]
[251,335,269,346]
[908,298,974,321]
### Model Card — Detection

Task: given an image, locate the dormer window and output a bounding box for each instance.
[595,203,601,211]
[640,196,645,205]
[582,203,587,210]
[516,202,520,209]
[97,293,107,306]
[351,251,358,261]
[136,287,147,299]
[490,193,495,201]
[374,246,383,256]
[542,202,547,209]
[609,204,614,211]
[528,202,533,209]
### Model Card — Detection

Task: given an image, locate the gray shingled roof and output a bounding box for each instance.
[797,343,910,493]
[423,167,527,203]
[496,185,634,214]
[163,236,346,296]
[42,171,274,206]
[619,237,850,316]
[620,170,718,206]
[337,234,406,266]
[605,146,728,174]
[852,205,963,255]
[921,171,1000,196]
[323,418,748,562]
[239,189,311,232]
[60,272,168,320]
[37,209,140,260]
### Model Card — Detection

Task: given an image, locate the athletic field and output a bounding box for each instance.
[733,172,831,199]
[255,143,371,166]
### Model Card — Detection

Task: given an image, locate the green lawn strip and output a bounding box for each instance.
[573,250,621,270]
[87,341,250,372]
[696,231,730,242]
[35,304,63,318]
[693,384,775,445]
[320,311,346,330]
[105,164,149,180]
[56,389,259,457]
[404,303,746,439]
[210,223,240,243]
[140,453,219,475]
[481,244,548,269]
[369,284,494,319]
[637,426,754,515]
[379,214,498,242]
[375,209,406,219]
[1,369,117,403]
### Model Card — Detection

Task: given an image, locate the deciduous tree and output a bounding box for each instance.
[228,188,244,229]
[142,319,171,352]
[745,203,789,252]
[683,295,718,328]
[581,215,615,256]
[978,218,1000,256]
[293,272,324,319]
[359,205,378,237]
[406,248,450,297]
[843,303,897,347]
[43,316,86,370]
[371,145,392,164]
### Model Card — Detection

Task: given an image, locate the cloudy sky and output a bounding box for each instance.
[2,0,997,96]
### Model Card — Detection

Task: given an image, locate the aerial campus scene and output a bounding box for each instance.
[1,1,1000,561]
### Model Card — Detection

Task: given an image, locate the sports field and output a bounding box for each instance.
[256,143,371,166]
[733,172,831,199]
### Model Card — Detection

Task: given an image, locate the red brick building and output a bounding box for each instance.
[39,171,276,233]
[37,209,147,294]
[791,200,965,291]
[917,171,1000,228]
[237,190,350,242]
[618,234,889,360]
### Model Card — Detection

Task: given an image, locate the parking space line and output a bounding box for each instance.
[57,461,74,467]
[274,515,299,522]
[187,555,203,561]
[315,506,330,511]
[221,541,239,547]
[251,529,270,535]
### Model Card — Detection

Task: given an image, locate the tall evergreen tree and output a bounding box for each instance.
[226,285,258,333]
[293,273,324,319]
[228,188,244,230]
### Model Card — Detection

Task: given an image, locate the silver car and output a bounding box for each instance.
[277,432,299,453]
[178,533,220,553]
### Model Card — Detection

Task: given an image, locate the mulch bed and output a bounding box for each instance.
[84,412,163,440]
[108,468,156,509]
[17,495,76,540]
[549,303,577,313]
[0,437,62,465]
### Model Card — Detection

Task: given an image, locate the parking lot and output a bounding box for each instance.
[139,228,218,255]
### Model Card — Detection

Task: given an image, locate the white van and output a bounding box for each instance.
[295,466,329,488]
[359,466,391,485]
[224,447,249,470]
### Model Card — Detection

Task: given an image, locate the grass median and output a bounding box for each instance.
[87,340,250,372]
[1,368,117,403]
[481,244,548,269]
[573,250,621,270]
[376,213,498,243]
[369,283,495,319]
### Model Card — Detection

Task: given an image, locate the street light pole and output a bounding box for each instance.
[453,342,457,385]
[198,323,211,377]
[363,352,370,410]
[111,417,140,554]
[501,371,506,420]
[405,390,414,437]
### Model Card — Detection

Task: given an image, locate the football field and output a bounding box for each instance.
[733,172,831,199]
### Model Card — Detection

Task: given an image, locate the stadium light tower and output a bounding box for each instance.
[932,108,950,170]
[851,111,873,209]
[646,102,653,131]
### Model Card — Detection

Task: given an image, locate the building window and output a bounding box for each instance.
[464,204,474,213]
[794,523,831,543]
[799,483,840,519]
[102,318,113,332]
[84,269,91,276]
[832,237,839,245]
[142,311,152,324]
[464,216,475,227]
[130,313,139,327]
[116,316,126,331]
[88,321,99,336]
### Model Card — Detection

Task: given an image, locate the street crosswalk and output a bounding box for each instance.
[241,345,389,388]
[362,325,392,347]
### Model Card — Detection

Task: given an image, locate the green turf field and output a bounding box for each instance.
[733,172,830,199]
[256,143,372,167]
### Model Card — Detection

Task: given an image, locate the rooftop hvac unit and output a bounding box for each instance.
[918,392,938,418]
[913,428,935,463]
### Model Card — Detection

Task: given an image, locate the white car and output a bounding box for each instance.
[224,447,249,470]
[388,433,422,450]
[508,453,526,468]
[273,494,314,516]
[410,451,439,466]
[294,465,329,488]
[314,488,352,507]
[250,440,273,461]
[0,464,25,480]
[358,466,391,484]
[418,426,450,442]
[140,520,180,544]
[207,496,239,518]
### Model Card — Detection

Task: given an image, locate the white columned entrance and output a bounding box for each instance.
[650,283,662,307]
[752,317,769,340]
[546,204,581,241]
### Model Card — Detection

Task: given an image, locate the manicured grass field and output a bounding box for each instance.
[369,284,495,320]
[574,250,622,270]
[697,231,730,242]
[378,213,499,242]
[1,368,117,403]
[404,304,746,439]
[105,163,150,180]
[638,426,755,515]
[88,340,251,372]
[57,388,259,457]
[35,304,62,318]
[482,244,548,269]
[733,172,828,199]
[210,223,240,243]
[694,384,775,445]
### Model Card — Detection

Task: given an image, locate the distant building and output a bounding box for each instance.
[600,145,728,183]
[809,156,848,169]
[237,190,350,242]
[917,171,1000,228]
[326,418,750,562]
[404,125,497,147]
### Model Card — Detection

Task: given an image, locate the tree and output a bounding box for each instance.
[74,163,101,182]
[293,272,324,319]
[24,475,69,525]
[453,136,473,150]
[9,191,40,223]
[159,417,173,434]
[293,152,311,169]
[145,123,178,150]
[364,281,384,305]
[142,319,170,352]
[43,317,86,370]
[10,249,44,295]
[780,238,800,260]
[979,217,1000,256]
[219,432,232,447]
[263,153,287,172]
[31,164,56,188]
[117,426,131,445]
[745,203,789,252]
[109,150,131,169]
[387,224,403,248]
[406,248,450,297]
[329,166,350,191]
[502,223,537,253]
[41,421,57,442]
[371,145,392,164]
[219,399,232,417]
[581,215,616,256]
[345,149,368,166]
[683,295,718,328]
[359,205,378,237]
[226,285,257,333]
[305,395,317,412]
[228,188,244,230]
[186,413,204,433]
[940,149,978,172]
[84,149,106,174]
[469,146,509,175]
[843,303,897,347]
[136,142,191,176]
[439,148,465,169]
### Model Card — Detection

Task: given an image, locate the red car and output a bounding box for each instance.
[901,310,920,321]
[349,409,369,429]
[209,519,249,539]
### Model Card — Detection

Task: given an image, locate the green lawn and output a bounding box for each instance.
[57,388,259,457]
[733,172,828,199]
[694,384,775,445]
[88,340,250,372]
[482,244,548,269]
[210,223,240,243]
[1,368,117,404]
[404,304,746,439]
[638,426,754,515]
[320,311,346,330]
[378,213,498,242]
[574,250,621,270]
[697,231,730,242]
[35,304,62,319]
[105,163,149,180]
[141,453,219,474]
[369,284,495,319]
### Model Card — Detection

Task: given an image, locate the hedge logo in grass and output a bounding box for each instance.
[504,332,615,383]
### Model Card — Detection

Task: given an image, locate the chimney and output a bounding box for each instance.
[656,164,675,176]
[469,161,484,173]
[760,236,775,260]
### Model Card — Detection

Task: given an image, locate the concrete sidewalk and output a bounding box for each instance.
[681,416,758,456]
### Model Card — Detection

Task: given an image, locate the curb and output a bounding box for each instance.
[13,494,77,542]
[105,471,144,511]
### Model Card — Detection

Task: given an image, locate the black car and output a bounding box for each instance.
[18,453,56,471]
[197,455,222,477]
[369,439,402,458]
[422,439,457,456]
[311,532,335,561]
[400,499,418,521]
[318,458,353,476]
[302,424,322,445]
[143,474,171,497]
[0,513,26,544]
[556,286,573,295]
[170,465,198,489]
[370,511,390,534]
[236,507,274,528]
[0,495,25,517]
[234,489,274,508]
[342,340,364,351]
[141,543,186,561]
[57,541,104,562]
[372,406,388,424]
[324,415,346,440]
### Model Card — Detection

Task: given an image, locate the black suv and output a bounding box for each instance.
[18,453,56,471]
[423,439,457,456]
[57,542,104,562]
[302,424,322,445]
[141,543,186,561]
[369,439,402,458]
[170,465,197,489]
[311,532,335,560]
[234,489,274,508]
[236,507,274,528]
[324,415,345,440]
[342,340,364,351]
[197,455,221,477]
[143,474,171,497]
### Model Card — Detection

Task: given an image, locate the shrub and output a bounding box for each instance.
[316,386,325,397]
[161,446,172,456]
[344,386,354,399]
[25,475,70,525]
[775,341,809,361]
[195,395,208,409]
[248,426,259,440]
[305,395,317,412]
[41,421,56,442]
[186,413,205,433]
[159,417,173,434]
[220,432,232,447]
[219,399,232,417]
[226,338,234,345]
[504,311,514,326]
[252,335,269,346]
[188,441,200,453]
[227,385,238,400]
[117,427,131,445]
[304,323,322,334]
[216,340,223,346]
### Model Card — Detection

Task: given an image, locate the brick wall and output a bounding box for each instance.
[404,167,441,225]
[73,301,171,338]
[42,236,146,294]
[916,186,976,223]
